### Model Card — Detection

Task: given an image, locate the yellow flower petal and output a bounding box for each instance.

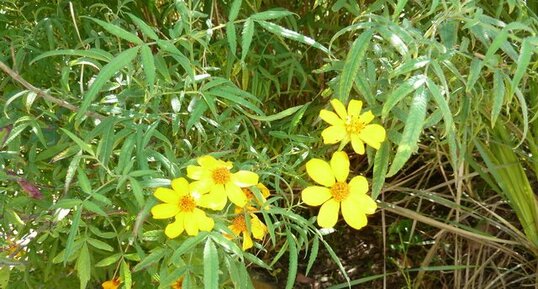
[330,99,348,119]
[359,124,386,150]
[194,208,215,231]
[190,179,212,194]
[186,165,205,180]
[347,100,363,117]
[171,178,189,195]
[354,194,377,215]
[232,171,259,187]
[358,111,374,125]
[348,176,368,195]
[199,185,227,210]
[302,186,332,206]
[184,212,199,236]
[321,125,347,144]
[197,155,219,169]
[320,110,344,126]
[226,183,248,207]
[151,204,180,219]
[165,213,185,238]
[330,151,349,183]
[306,158,335,187]
[317,199,340,228]
[102,278,120,289]
[242,232,253,250]
[351,134,365,154]
[341,197,368,230]
[154,188,180,204]
[256,183,270,198]
[251,216,267,240]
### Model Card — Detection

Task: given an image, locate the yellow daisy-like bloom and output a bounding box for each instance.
[301,151,377,229]
[151,177,215,238]
[187,155,259,210]
[242,182,270,210]
[320,99,386,154]
[225,207,267,250]
[171,276,184,289]
[102,278,120,289]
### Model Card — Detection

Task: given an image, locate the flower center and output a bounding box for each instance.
[346,117,364,134]
[178,195,196,212]
[330,182,349,202]
[242,188,253,200]
[212,167,231,184]
[232,215,247,232]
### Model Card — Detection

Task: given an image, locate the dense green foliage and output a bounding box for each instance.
[1,0,538,288]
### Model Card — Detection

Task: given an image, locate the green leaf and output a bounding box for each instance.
[83,200,107,217]
[203,239,219,289]
[387,86,428,177]
[121,260,132,289]
[60,128,94,156]
[127,13,159,40]
[64,206,82,264]
[305,236,319,276]
[491,70,505,127]
[285,233,298,289]
[241,18,254,61]
[133,248,166,272]
[141,45,156,92]
[77,167,92,194]
[0,266,11,289]
[229,0,242,21]
[76,243,91,289]
[186,97,208,131]
[97,117,116,168]
[87,238,114,252]
[382,75,427,119]
[129,178,145,209]
[243,104,306,122]
[226,22,237,55]
[510,38,533,97]
[30,49,113,64]
[256,20,329,54]
[156,40,193,78]
[251,10,294,21]
[86,17,143,44]
[171,233,207,262]
[465,58,482,93]
[77,47,139,120]
[95,253,122,267]
[390,56,430,77]
[337,30,373,102]
[371,141,390,200]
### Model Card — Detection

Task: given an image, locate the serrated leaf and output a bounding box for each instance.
[387,86,428,177]
[510,38,533,97]
[141,45,156,92]
[86,17,143,44]
[305,236,319,276]
[186,97,208,131]
[171,233,207,262]
[83,200,107,217]
[337,30,373,102]
[87,238,114,252]
[30,48,113,64]
[121,260,132,289]
[371,141,390,200]
[229,0,242,21]
[491,70,505,127]
[64,207,81,264]
[76,243,91,289]
[60,128,94,156]
[390,56,430,77]
[251,9,294,21]
[256,20,329,54]
[97,118,116,168]
[133,248,165,272]
[127,13,159,40]
[226,22,237,55]
[382,75,427,119]
[243,104,305,122]
[129,177,145,208]
[77,47,139,120]
[466,58,482,93]
[241,18,254,61]
[285,233,298,289]
[156,40,193,78]
[95,253,122,267]
[77,167,92,194]
[203,239,219,289]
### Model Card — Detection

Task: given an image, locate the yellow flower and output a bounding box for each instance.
[102,278,120,289]
[320,99,386,154]
[301,151,377,229]
[171,276,184,289]
[187,155,259,210]
[225,207,267,250]
[151,177,215,238]
[242,183,270,210]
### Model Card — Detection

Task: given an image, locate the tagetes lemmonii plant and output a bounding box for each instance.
[187,155,259,210]
[151,177,215,238]
[320,99,386,154]
[225,207,268,250]
[101,278,120,289]
[171,276,184,289]
[242,182,271,210]
[302,151,377,229]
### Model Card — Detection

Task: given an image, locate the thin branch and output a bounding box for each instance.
[0,60,104,120]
